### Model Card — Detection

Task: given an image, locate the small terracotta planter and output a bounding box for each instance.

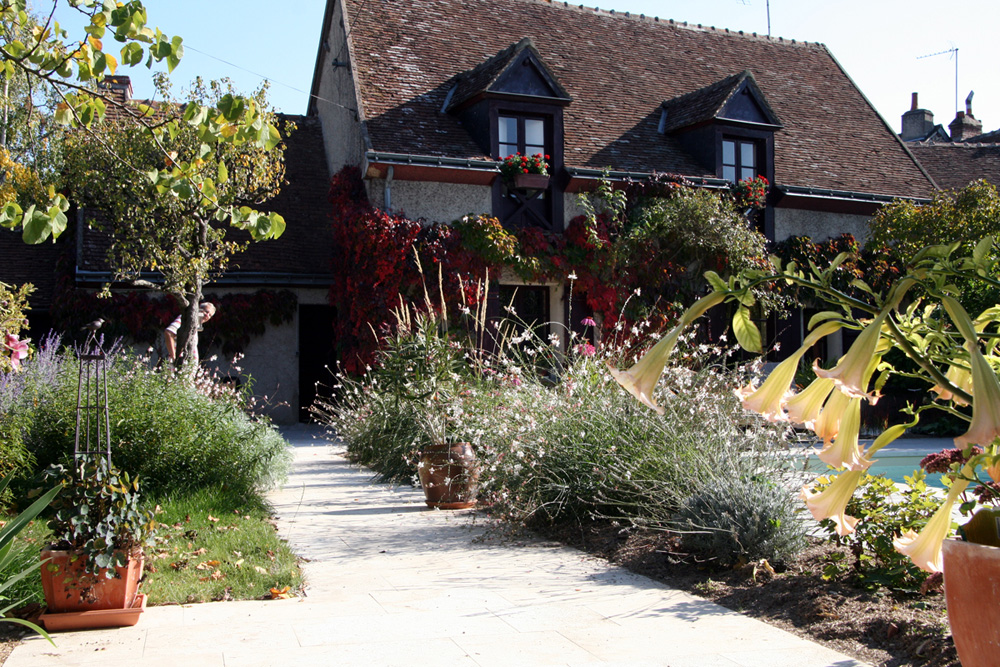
[39,593,147,632]
[40,548,144,614]
[512,173,550,190]
[942,539,1000,667]
[418,442,480,509]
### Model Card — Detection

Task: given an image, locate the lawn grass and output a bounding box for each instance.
[142,486,303,604]
[2,485,303,610]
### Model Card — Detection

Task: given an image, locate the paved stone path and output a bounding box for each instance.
[7,425,868,666]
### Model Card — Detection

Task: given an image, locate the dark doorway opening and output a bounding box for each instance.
[298,305,337,423]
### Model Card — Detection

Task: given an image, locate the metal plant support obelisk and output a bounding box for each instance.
[74,334,112,479]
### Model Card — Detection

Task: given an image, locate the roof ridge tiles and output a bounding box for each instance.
[525,0,815,45]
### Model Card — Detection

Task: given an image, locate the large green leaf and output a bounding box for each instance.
[732,306,762,354]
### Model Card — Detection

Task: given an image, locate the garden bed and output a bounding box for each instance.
[547,522,958,667]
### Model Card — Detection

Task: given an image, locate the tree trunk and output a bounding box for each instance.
[173,279,203,372]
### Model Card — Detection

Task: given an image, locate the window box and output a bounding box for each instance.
[513,173,550,190]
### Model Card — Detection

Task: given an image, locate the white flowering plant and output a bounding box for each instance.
[609,238,1000,573]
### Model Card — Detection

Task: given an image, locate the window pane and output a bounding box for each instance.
[524,119,544,154]
[499,117,518,155]
[722,140,735,166]
[723,165,736,182]
[741,167,756,182]
[740,142,755,168]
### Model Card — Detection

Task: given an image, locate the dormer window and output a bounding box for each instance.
[443,37,571,232]
[659,70,781,185]
[499,116,546,159]
[722,138,758,183]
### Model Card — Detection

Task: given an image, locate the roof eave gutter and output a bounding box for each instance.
[74,270,334,287]
[366,151,499,171]
[777,185,931,205]
[565,167,730,189]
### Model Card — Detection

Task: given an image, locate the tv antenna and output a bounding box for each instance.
[736,0,771,37]
[917,47,959,114]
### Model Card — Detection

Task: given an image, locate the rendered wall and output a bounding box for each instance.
[203,287,330,425]
[774,208,871,244]
[366,179,493,222]
[315,0,367,176]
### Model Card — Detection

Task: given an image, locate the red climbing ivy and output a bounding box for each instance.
[328,166,780,372]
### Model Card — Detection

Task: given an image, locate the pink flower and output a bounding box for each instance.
[581,317,597,327]
[575,342,595,357]
[4,333,29,371]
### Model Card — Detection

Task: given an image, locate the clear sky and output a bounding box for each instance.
[47,0,1000,136]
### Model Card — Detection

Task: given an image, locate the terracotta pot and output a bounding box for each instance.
[39,593,146,632]
[40,548,144,614]
[512,173,550,190]
[942,539,1000,667]
[418,442,479,509]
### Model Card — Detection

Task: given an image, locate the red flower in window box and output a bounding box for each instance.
[731,175,769,210]
[499,152,549,187]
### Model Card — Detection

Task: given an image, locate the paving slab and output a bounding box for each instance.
[7,424,870,666]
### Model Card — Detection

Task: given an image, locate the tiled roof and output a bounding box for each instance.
[228,114,332,278]
[659,70,778,133]
[340,0,934,198]
[965,128,1000,144]
[909,143,1000,191]
[447,38,569,111]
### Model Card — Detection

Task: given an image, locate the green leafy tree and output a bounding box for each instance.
[61,77,290,367]
[0,0,284,246]
[867,180,1000,314]
[867,180,1000,261]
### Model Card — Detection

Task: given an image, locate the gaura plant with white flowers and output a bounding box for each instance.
[608,237,1000,573]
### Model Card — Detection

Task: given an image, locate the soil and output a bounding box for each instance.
[0,603,43,664]
[544,522,958,667]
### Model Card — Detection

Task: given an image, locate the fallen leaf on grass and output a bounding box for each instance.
[207,515,220,523]
[190,548,208,557]
[269,586,291,599]
[233,559,244,569]
[266,550,275,561]
[198,570,225,582]
[253,565,268,574]
[195,560,221,570]
[170,560,189,571]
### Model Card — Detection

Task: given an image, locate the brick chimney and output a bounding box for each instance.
[949,91,983,142]
[96,75,133,105]
[901,92,934,141]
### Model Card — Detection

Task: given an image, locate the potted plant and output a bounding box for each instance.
[607,237,1000,666]
[383,292,479,510]
[36,459,155,630]
[500,152,550,190]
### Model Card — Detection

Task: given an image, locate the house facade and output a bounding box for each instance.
[309,0,935,361]
[4,0,946,423]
